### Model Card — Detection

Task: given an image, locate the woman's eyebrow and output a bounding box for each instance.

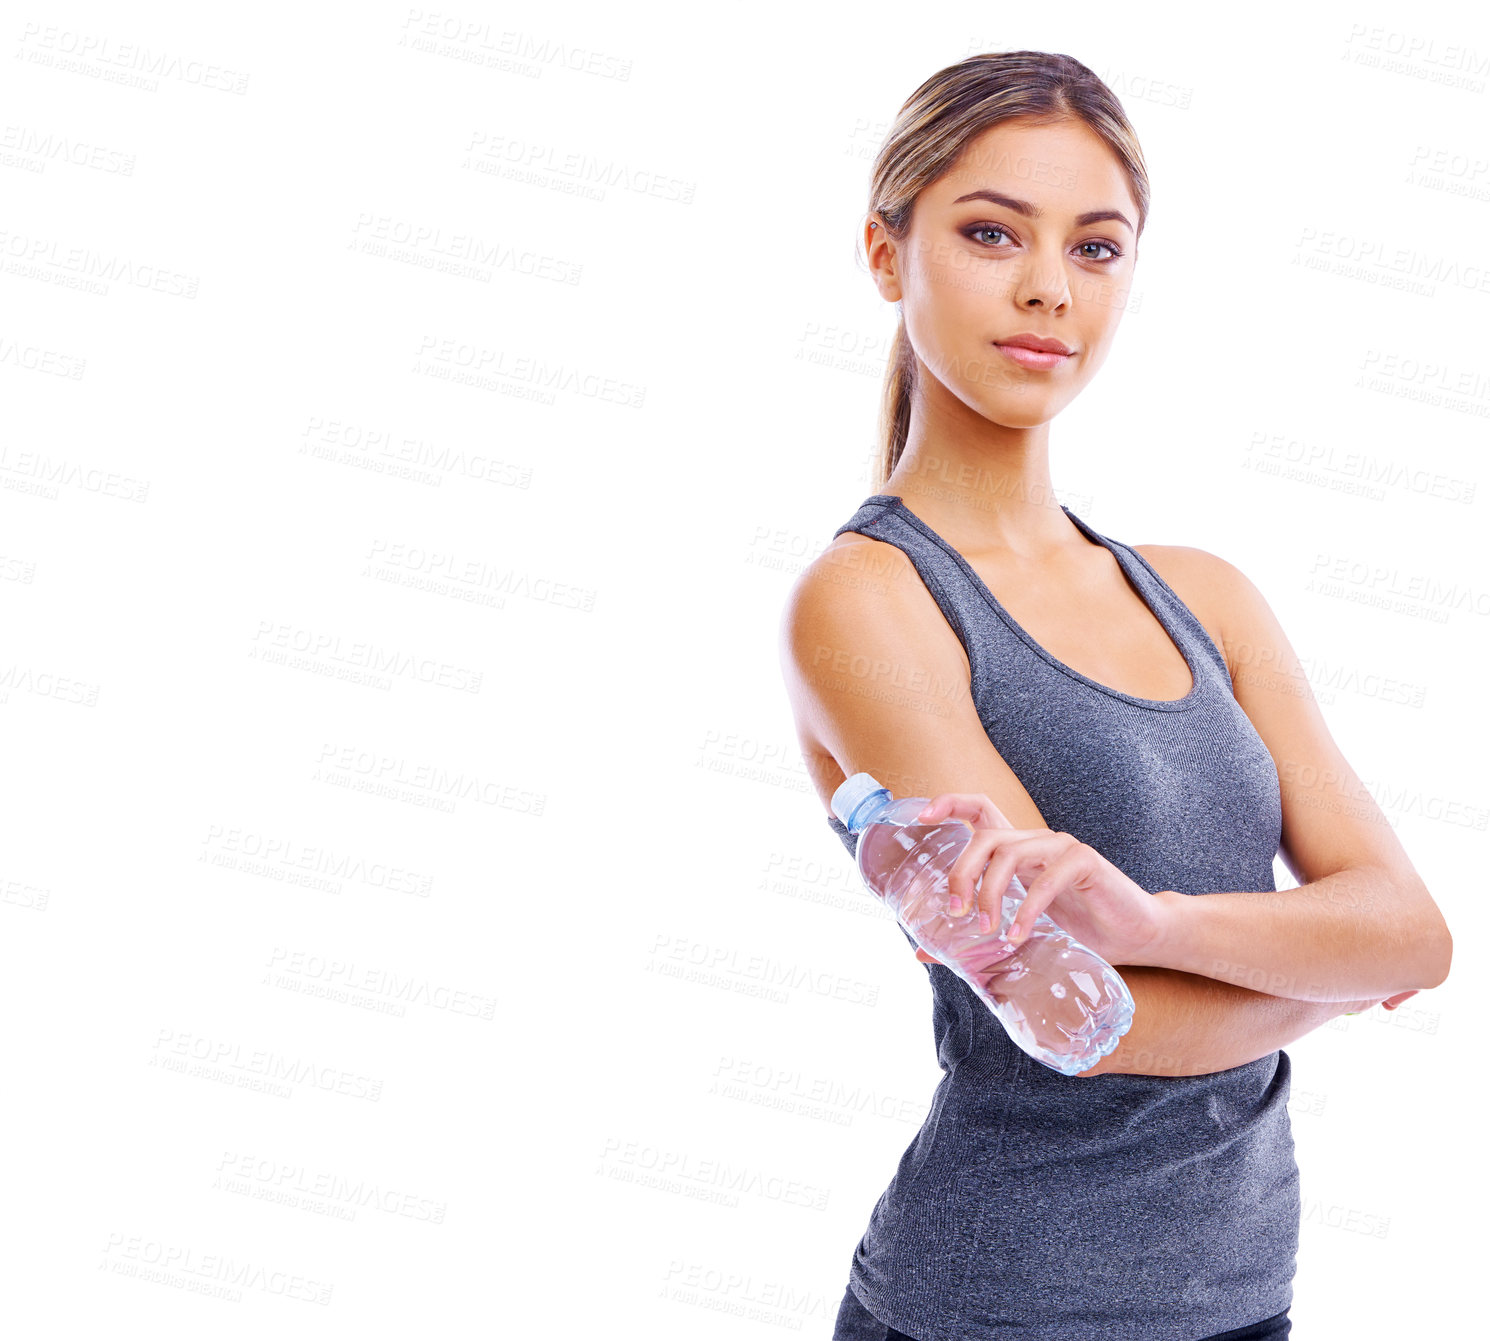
[950,188,1133,232]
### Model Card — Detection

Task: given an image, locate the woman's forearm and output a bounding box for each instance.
[1075,965,1365,1078]
[1137,870,1451,1001]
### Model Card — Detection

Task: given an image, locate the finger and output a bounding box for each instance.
[916,792,1016,830]
[916,793,986,829]
[1006,839,1086,941]
[965,792,1014,829]
[949,831,1058,927]
[965,842,1025,935]
[955,832,1059,935]
[914,948,941,965]
[946,827,1012,918]
[914,795,948,823]
[914,793,980,824]
[970,833,1069,934]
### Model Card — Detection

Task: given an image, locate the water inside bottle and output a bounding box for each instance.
[856,813,1131,1073]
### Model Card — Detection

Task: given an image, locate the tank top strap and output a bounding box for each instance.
[832,494,1232,704]
[830,495,992,683]
[1060,507,1232,684]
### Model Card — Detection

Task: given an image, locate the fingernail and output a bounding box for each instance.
[949,896,963,916]
[978,911,991,934]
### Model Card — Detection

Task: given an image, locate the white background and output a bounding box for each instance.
[1,2,1485,1337]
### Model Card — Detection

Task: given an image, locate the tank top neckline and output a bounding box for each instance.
[860,493,1206,713]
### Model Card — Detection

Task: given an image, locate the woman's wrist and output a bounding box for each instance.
[1129,889,1193,970]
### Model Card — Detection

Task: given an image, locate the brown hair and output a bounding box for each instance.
[864,51,1151,489]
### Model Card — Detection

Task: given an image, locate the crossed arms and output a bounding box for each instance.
[779,534,1452,1078]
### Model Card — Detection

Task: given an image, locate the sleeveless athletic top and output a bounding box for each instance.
[823,495,1296,1341]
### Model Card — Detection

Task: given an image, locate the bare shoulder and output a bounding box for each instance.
[796,529,919,594]
[782,531,954,635]
[1129,542,1266,679]
[1129,541,1247,603]
[781,532,971,679]
[779,530,975,798]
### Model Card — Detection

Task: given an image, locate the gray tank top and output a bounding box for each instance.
[824,495,1295,1341]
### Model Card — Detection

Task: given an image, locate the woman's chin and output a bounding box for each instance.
[973,400,1064,430]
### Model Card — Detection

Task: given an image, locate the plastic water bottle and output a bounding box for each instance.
[832,772,1134,1077]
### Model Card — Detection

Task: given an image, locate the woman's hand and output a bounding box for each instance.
[1340,989,1420,1014]
[909,792,1170,967]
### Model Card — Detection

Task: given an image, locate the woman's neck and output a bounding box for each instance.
[884,439,1078,562]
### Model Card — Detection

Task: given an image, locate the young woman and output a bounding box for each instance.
[779,51,1452,1341]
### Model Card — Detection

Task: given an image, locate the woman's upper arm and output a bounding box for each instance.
[779,534,1047,830]
[1174,547,1428,896]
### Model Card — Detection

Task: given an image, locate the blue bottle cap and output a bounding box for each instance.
[831,772,890,831]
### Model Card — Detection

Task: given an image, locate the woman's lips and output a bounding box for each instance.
[994,344,1072,371]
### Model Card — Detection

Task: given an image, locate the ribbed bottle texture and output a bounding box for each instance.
[832,772,1134,1076]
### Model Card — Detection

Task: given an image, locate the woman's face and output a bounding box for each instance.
[869,117,1140,429]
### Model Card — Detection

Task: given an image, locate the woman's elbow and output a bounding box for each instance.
[1425,922,1452,990]
[1416,882,1452,989]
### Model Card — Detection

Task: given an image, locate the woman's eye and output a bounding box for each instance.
[966,227,1121,263]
